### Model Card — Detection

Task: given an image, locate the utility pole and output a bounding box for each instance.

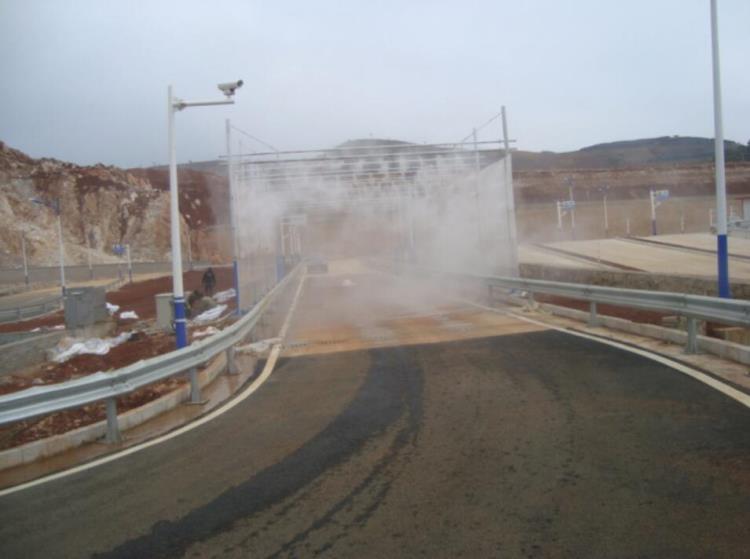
[21,233,29,286]
[649,188,657,235]
[602,187,610,238]
[85,229,93,279]
[501,106,519,275]
[226,119,241,315]
[126,243,133,283]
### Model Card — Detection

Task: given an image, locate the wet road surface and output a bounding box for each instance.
[1,328,749,558]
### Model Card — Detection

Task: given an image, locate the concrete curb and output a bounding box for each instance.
[0,352,227,472]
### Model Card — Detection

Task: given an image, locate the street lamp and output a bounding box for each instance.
[168,80,243,349]
[30,197,66,295]
[710,0,730,298]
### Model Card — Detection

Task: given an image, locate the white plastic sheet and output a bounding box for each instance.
[119,310,139,320]
[50,332,132,363]
[192,304,228,324]
[106,302,120,315]
[214,288,236,303]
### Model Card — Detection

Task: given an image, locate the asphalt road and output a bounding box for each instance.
[1,329,749,558]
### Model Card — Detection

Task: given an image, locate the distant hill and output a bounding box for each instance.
[513,136,749,171]
[163,135,750,176]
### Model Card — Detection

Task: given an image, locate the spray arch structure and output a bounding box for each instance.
[229,135,518,303]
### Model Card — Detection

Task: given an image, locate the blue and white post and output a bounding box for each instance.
[226,119,241,315]
[167,85,188,348]
[710,0,730,298]
[166,81,242,348]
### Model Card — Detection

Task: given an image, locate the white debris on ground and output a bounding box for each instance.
[51,325,65,330]
[341,279,355,287]
[236,337,281,356]
[213,288,236,303]
[192,304,228,324]
[106,302,120,315]
[48,332,133,363]
[193,326,220,339]
[119,310,139,320]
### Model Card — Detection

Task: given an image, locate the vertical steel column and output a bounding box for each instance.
[588,301,599,327]
[86,229,93,279]
[226,119,241,314]
[685,316,698,354]
[21,233,29,286]
[501,106,519,275]
[168,85,188,349]
[105,398,121,444]
[226,346,237,375]
[189,367,202,403]
[603,194,609,237]
[56,202,66,296]
[126,244,133,283]
[710,0,731,298]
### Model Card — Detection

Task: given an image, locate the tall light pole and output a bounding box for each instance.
[226,119,241,315]
[710,0,730,298]
[168,80,243,349]
[31,197,65,295]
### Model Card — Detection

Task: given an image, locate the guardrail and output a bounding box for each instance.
[0,296,64,324]
[407,266,750,354]
[0,265,302,443]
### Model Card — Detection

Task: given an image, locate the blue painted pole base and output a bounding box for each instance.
[174,296,188,349]
[717,233,731,298]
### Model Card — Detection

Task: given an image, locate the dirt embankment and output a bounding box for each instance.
[514,162,750,204]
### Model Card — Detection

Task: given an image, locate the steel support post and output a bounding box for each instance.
[588,301,599,327]
[226,346,237,375]
[189,367,202,403]
[685,316,698,354]
[105,398,121,444]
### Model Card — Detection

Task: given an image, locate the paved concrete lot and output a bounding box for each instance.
[1,271,749,558]
[519,245,615,270]
[549,236,750,279]
[639,232,750,257]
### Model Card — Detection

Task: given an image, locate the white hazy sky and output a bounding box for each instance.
[1,0,748,168]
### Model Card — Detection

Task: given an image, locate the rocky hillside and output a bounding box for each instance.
[0,142,186,268]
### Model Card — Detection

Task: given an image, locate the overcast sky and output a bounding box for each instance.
[1,0,749,168]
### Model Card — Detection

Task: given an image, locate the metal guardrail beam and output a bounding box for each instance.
[0,265,302,441]
[467,274,750,327]
[393,262,750,355]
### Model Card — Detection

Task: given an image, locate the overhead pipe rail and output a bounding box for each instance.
[0,264,303,443]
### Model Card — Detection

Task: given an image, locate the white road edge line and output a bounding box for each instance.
[459,296,750,410]
[0,273,308,499]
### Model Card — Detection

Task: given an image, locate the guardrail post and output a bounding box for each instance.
[685,317,698,354]
[588,301,599,327]
[226,346,237,375]
[105,398,121,444]
[189,367,202,403]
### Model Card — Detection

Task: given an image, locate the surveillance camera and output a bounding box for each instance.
[217,80,244,97]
